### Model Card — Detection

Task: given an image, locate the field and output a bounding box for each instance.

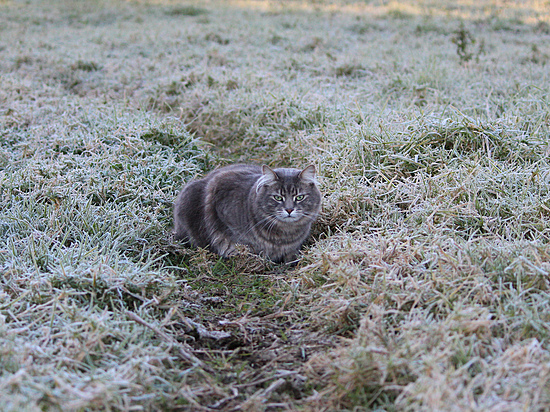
[1,0,550,410]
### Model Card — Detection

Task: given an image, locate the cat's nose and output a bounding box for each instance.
[285,208,294,215]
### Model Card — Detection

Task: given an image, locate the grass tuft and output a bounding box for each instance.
[164,6,208,17]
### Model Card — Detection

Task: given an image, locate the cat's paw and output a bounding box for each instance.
[212,237,237,258]
[274,252,300,265]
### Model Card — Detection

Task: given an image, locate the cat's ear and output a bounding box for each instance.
[261,165,279,182]
[256,165,279,192]
[299,165,317,183]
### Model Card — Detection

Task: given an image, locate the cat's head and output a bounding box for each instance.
[255,165,321,224]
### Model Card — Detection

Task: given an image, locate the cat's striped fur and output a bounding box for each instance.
[173,164,321,263]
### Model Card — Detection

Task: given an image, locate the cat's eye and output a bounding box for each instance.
[295,194,306,201]
[273,195,284,202]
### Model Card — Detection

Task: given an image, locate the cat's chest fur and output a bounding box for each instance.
[173,164,321,263]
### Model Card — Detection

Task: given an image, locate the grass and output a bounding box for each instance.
[1,0,550,410]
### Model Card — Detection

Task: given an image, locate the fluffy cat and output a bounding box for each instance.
[173,164,321,263]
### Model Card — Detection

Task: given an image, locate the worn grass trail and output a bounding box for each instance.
[1,0,550,410]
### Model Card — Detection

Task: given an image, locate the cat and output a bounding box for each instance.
[173,164,321,263]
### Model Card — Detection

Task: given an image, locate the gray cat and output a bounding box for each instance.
[173,164,321,263]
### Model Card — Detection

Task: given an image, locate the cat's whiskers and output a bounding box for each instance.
[234,214,278,244]
[264,215,280,237]
[300,211,318,222]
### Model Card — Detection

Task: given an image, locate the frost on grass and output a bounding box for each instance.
[0,107,211,409]
[301,233,550,410]
[293,107,550,409]
[2,0,550,410]
[307,304,550,411]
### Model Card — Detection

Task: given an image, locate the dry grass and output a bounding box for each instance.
[1,0,550,410]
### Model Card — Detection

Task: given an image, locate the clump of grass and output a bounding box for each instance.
[452,23,474,55]
[334,63,368,78]
[451,22,482,63]
[522,44,549,65]
[313,304,550,410]
[301,233,550,409]
[71,60,101,72]
[164,5,208,17]
[348,21,383,35]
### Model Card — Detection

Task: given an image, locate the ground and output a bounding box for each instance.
[1,0,550,410]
